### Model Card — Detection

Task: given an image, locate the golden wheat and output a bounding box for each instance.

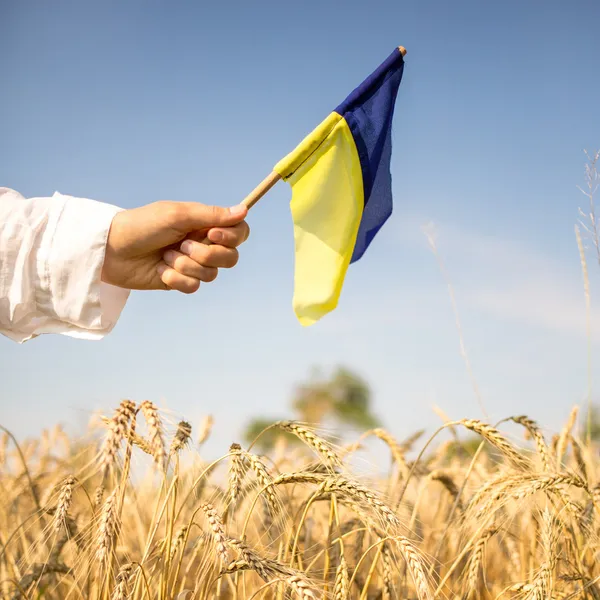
[2,405,600,599]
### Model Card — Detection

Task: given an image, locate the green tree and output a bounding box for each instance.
[582,404,600,442]
[440,436,498,464]
[243,366,379,451]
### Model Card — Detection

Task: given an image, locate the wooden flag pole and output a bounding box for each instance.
[240,171,281,209]
[239,46,407,212]
[196,171,282,250]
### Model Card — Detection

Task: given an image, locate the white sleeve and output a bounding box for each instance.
[0,187,130,343]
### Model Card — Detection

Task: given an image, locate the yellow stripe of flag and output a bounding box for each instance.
[274,113,364,325]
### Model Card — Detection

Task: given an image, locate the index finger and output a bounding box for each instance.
[206,221,250,248]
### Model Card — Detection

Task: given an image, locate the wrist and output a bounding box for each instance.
[101,210,126,287]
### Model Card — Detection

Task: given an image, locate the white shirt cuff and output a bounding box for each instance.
[5,192,130,342]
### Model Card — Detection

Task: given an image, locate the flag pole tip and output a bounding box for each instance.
[398,46,407,56]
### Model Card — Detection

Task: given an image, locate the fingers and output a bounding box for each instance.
[179,240,239,268]
[157,242,240,294]
[163,250,218,281]
[206,221,250,248]
[157,264,201,294]
[165,201,248,231]
[157,203,250,294]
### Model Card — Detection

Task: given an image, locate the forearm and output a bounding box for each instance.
[0,187,130,343]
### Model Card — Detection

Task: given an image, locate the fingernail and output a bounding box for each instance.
[228,204,246,216]
[157,264,167,276]
[164,250,176,263]
[180,240,193,255]
[209,230,224,243]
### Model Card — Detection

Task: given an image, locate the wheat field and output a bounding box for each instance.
[0,401,598,600]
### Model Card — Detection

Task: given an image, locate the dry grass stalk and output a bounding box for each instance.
[575,222,593,446]
[423,225,487,417]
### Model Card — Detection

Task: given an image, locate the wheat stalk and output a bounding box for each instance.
[286,575,318,599]
[525,510,559,600]
[511,416,551,472]
[334,556,350,600]
[382,545,393,600]
[169,525,189,561]
[430,470,463,510]
[394,536,433,600]
[111,563,133,600]
[459,419,528,468]
[8,389,600,600]
[139,400,166,469]
[201,503,229,564]
[243,451,279,514]
[227,538,299,581]
[129,433,153,456]
[320,476,400,529]
[569,435,588,482]
[465,526,497,598]
[228,443,246,505]
[197,414,214,445]
[555,406,578,469]
[11,563,70,600]
[96,489,119,567]
[276,421,341,468]
[53,476,75,532]
[357,428,410,477]
[99,400,136,478]
[170,420,192,455]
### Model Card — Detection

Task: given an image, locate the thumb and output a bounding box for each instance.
[177,202,248,231]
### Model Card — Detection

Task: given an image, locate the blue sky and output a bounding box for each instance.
[2,0,600,455]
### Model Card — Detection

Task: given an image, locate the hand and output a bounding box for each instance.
[101,201,250,293]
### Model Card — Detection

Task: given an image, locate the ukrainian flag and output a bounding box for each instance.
[274,47,406,326]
